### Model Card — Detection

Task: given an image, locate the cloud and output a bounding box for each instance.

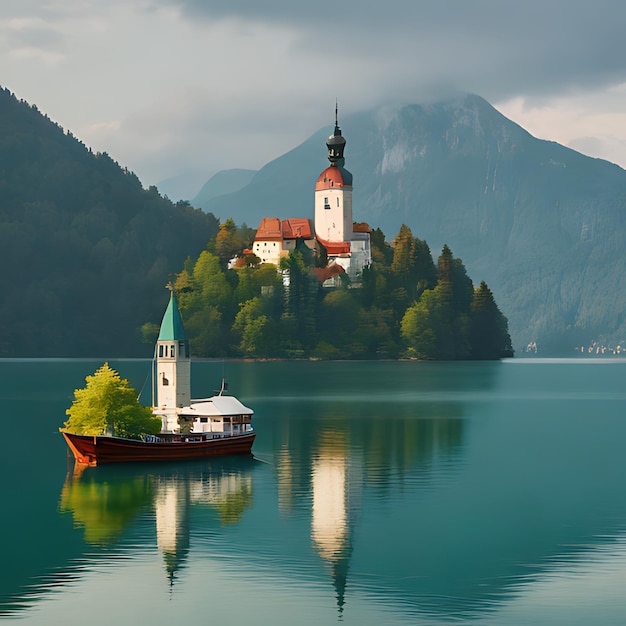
[150,0,626,101]
[4,1,626,187]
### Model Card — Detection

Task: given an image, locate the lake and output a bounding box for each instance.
[1,358,626,625]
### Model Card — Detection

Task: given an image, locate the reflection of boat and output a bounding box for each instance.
[63,290,255,466]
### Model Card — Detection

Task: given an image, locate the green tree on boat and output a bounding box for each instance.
[61,363,161,439]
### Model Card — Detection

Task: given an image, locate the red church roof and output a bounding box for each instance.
[315,166,351,191]
[317,236,351,255]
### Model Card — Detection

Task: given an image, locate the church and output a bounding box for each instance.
[249,110,371,285]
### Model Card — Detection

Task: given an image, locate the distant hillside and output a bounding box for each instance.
[200,95,626,354]
[156,169,209,202]
[193,168,256,212]
[0,87,219,357]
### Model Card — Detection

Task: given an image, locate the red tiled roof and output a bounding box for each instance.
[255,217,313,242]
[353,222,371,233]
[281,218,312,239]
[317,237,351,255]
[314,264,345,282]
[315,166,349,191]
[254,217,283,241]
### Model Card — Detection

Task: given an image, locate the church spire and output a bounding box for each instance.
[326,101,346,167]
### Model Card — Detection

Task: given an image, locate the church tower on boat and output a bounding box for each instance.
[153,289,191,433]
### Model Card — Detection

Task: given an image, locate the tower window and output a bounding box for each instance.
[162,374,169,386]
[337,198,340,207]
[170,344,175,357]
[324,197,330,209]
[159,345,164,357]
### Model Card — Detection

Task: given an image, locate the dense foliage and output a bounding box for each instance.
[2,87,511,358]
[62,363,161,438]
[0,87,219,357]
[199,95,626,353]
[160,224,512,360]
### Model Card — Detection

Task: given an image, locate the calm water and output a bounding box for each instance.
[1,358,626,625]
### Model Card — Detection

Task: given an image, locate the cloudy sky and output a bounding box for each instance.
[3,0,626,196]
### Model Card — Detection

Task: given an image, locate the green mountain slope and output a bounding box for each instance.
[201,95,626,353]
[0,87,219,357]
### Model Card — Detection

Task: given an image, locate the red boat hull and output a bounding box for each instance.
[63,431,256,466]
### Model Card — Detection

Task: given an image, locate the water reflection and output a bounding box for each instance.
[57,459,256,586]
[4,360,626,625]
[311,431,359,614]
[59,466,154,545]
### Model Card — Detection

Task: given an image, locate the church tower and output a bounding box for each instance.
[154,289,191,433]
[314,106,353,245]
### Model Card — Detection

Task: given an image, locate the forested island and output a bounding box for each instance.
[142,220,513,360]
[1,87,511,359]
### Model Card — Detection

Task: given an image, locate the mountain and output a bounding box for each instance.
[0,87,219,357]
[200,94,626,354]
[156,170,209,202]
[192,168,257,212]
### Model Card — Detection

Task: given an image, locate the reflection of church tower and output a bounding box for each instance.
[155,476,190,585]
[310,432,361,614]
[153,289,191,433]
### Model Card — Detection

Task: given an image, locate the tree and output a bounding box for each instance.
[391,225,436,302]
[318,289,360,356]
[280,250,318,353]
[214,218,240,265]
[232,297,277,356]
[470,281,514,358]
[62,363,160,438]
[401,288,446,359]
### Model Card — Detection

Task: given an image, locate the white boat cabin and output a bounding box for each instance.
[180,395,254,435]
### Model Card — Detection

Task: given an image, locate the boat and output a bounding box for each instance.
[63,290,255,466]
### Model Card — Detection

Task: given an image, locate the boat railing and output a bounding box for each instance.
[146,428,254,444]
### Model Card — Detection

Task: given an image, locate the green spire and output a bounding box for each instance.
[158,290,186,341]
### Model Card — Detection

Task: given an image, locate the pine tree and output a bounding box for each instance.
[470,281,514,358]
